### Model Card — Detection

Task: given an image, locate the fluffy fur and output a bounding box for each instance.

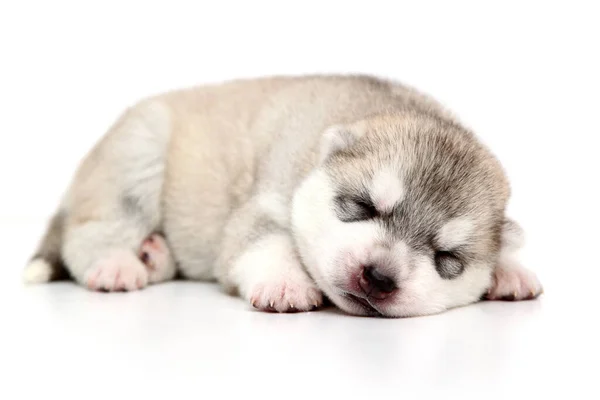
[24,74,543,317]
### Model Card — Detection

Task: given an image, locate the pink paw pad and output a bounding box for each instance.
[139,234,169,271]
[138,233,176,283]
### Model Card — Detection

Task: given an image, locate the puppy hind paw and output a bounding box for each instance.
[85,250,149,292]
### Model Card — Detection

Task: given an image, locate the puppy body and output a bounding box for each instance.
[25,75,542,317]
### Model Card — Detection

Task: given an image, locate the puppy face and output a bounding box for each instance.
[292,114,513,317]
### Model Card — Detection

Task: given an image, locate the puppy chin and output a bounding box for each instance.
[323,276,448,318]
[308,273,374,317]
[329,292,377,317]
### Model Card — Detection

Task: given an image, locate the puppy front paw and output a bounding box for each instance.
[486,261,543,301]
[249,277,323,313]
[231,234,324,313]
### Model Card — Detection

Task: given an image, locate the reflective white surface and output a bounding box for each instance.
[2,221,597,400]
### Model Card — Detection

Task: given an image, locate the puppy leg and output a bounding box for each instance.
[61,100,174,291]
[217,196,323,313]
[64,221,151,291]
[486,219,543,301]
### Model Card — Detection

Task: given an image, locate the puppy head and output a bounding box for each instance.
[291,113,519,317]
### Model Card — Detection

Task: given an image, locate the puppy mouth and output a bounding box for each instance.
[344,293,382,316]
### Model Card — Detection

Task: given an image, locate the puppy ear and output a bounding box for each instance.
[500,218,525,255]
[319,125,361,163]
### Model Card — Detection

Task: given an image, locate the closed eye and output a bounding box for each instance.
[334,195,378,222]
[434,250,465,279]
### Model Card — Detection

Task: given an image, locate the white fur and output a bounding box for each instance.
[116,100,171,226]
[389,241,411,279]
[292,170,381,311]
[437,217,475,249]
[229,233,322,312]
[23,259,53,284]
[257,192,289,226]
[501,219,525,253]
[394,256,492,316]
[370,167,404,212]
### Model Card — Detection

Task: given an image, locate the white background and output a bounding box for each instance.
[0,1,598,399]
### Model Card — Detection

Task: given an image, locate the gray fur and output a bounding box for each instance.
[325,112,507,269]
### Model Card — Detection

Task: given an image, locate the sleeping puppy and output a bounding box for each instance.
[24,74,542,317]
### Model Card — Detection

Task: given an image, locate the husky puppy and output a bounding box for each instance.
[23,75,542,317]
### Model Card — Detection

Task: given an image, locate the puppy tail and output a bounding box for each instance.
[23,210,70,284]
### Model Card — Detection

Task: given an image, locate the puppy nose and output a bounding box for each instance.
[361,266,397,299]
